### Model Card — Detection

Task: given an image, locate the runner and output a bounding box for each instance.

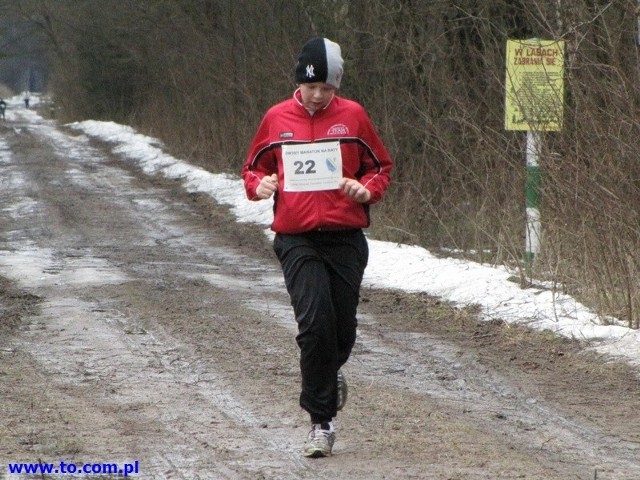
[242,36,393,457]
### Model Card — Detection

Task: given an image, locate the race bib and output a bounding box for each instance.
[282,141,342,192]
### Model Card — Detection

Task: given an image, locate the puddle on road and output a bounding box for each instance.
[0,245,127,288]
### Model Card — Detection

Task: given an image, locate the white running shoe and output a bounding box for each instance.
[303,423,335,458]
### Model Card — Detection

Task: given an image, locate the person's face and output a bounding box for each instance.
[298,82,336,112]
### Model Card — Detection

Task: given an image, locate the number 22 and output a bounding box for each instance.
[294,160,316,174]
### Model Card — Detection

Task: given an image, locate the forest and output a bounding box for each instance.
[2,0,640,328]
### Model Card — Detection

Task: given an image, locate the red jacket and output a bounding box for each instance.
[242,90,393,234]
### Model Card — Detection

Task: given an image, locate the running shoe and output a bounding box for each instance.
[303,423,335,458]
[337,369,348,411]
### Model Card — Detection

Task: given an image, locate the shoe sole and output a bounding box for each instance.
[303,448,331,458]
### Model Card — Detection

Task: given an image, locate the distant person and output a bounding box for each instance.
[0,98,6,120]
[242,37,393,457]
[23,92,30,109]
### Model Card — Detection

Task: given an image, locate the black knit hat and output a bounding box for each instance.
[295,37,344,89]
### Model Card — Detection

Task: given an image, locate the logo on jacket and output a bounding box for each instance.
[328,124,349,135]
[280,132,294,139]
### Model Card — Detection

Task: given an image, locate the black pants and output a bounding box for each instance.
[273,229,368,423]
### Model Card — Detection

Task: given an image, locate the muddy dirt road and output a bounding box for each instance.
[1,110,640,479]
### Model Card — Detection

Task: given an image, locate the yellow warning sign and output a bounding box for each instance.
[505,39,565,131]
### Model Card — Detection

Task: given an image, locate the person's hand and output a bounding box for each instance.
[256,173,278,199]
[339,178,371,203]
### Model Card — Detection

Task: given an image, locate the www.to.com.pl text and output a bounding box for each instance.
[4,460,140,476]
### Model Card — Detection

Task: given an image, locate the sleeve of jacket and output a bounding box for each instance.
[241,112,278,201]
[356,109,393,204]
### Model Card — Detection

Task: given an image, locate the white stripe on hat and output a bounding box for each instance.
[323,38,344,89]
